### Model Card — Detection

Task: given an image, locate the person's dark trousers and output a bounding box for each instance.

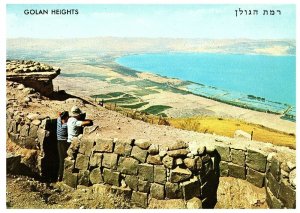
[57,140,71,181]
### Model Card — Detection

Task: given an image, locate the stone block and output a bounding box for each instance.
[6,153,25,175]
[165,182,183,199]
[63,171,78,188]
[167,149,189,157]
[89,153,102,168]
[266,187,284,209]
[28,124,38,138]
[138,180,151,193]
[170,167,192,183]
[92,184,109,195]
[270,157,281,181]
[278,180,296,208]
[287,161,296,171]
[162,155,174,169]
[146,155,162,165]
[219,161,228,177]
[103,168,120,186]
[110,186,132,200]
[246,149,267,172]
[125,175,138,191]
[134,139,151,149]
[228,163,245,179]
[138,163,154,182]
[79,139,94,157]
[68,137,80,156]
[20,124,29,137]
[102,153,118,169]
[8,133,19,144]
[186,197,202,209]
[20,137,36,149]
[117,157,139,175]
[168,140,188,150]
[94,138,114,152]
[78,170,90,186]
[131,191,148,208]
[267,173,280,197]
[154,165,166,184]
[246,168,265,188]
[148,198,186,209]
[64,157,75,171]
[184,158,196,170]
[9,121,17,134]
[289,169,296,188]
[176,158,183,166]
[150,183,165,200]
[148,144,159,154]
[231,149,245,166]
[197,146,206,155]
[215,145,230,162]
[89,167,103,184]
[131,146,148,163]
[75,154,89,170]
[182,177,201,200]
[159,150,167,157]
[114,141,132,156]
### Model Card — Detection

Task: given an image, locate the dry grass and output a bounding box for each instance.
[169,116,296,149]
[101,102,295,149]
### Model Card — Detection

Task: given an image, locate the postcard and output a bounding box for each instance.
[4,0,297,209]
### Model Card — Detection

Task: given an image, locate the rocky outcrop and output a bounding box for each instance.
[6,60,60,96]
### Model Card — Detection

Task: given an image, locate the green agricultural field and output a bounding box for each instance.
[120,102,149,109]
[131,89,159,96]
[142,105,172,115]
[110,78,127,84]
[91,92,125,99]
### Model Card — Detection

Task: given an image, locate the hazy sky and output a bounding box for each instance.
[6,4,296,39]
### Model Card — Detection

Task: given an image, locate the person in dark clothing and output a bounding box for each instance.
[56,111,69,182]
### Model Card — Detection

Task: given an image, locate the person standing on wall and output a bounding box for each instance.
[56,111,69,182]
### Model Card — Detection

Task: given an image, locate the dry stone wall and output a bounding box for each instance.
[61,129,296,209]
[212,138,296,209]
[63,135,218,208]
[6,109,59,180]
[6,111,296,209]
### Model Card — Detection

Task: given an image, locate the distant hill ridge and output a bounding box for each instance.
[7,37,295,56]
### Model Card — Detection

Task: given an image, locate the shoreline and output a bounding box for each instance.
[113,54,295,121]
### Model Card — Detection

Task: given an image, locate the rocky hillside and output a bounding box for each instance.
[6,60,296,209]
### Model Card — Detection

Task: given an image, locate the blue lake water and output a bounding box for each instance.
[116,53,296,107]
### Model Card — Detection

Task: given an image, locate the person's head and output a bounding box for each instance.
[60,111,69,123]
[70,105,82,119]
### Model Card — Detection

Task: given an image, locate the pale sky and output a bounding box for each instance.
[6,4,296,39]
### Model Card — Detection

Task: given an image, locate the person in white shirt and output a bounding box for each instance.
[67,106,93,143]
